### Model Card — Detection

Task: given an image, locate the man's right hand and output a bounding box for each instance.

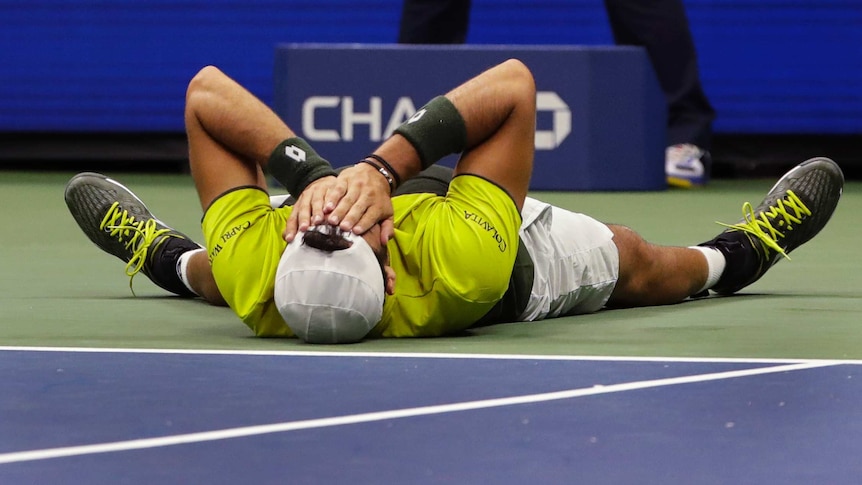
[283,175,337,243]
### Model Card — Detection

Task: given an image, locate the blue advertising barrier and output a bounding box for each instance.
[274,44,665,191]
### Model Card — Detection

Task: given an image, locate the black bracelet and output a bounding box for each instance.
[357,159,395,194]
[365,153,402,187]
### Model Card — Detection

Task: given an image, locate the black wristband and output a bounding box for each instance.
[267,137,337,195]
[393,96,467,169]
[365,153,401,187]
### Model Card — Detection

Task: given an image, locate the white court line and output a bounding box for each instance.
[3,345,860,365]
[0,360,839,465]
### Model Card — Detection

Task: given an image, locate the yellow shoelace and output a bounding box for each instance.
[99,202,171,294]
[716,190,811,261]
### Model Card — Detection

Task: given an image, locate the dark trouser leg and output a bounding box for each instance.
[398,0,471,44]
[603,0,715,149]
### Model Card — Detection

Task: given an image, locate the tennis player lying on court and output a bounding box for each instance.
[65,59,844,344]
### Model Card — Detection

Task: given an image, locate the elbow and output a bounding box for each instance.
[501,58,536,102]
[185,65,225,106]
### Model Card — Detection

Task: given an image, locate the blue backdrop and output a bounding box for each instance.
[0,0,860,134]
[274,44,667,190]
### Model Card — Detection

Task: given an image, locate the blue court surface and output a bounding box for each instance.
[1,347,861,484]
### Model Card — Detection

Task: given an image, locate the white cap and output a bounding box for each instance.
[274,227,385,344]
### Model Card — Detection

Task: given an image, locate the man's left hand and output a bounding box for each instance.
[283,164,394,245]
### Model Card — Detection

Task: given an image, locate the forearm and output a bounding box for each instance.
[366,135,425,188]
[361,95,467,192]
[363,59,534,196]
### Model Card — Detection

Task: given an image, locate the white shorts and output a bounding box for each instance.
[517,197,619,321]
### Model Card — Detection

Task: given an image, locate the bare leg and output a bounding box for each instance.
[607,224,707,307]
[177,66,296,305]
[185,250,227,306]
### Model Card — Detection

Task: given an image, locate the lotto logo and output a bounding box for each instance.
[285,145,306,162]
[407,109,426,124]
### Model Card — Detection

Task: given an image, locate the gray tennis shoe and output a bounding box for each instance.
[65,172,201,296]
[699,157,844,295]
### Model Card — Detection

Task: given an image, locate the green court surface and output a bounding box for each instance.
[2,170,860,359]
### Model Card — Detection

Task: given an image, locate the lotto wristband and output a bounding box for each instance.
[393,96,467,169]
[267,137,337,196]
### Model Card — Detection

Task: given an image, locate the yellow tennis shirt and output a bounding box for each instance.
[202,185,292,337]
[374,174,520,337]
[201,174,521,338]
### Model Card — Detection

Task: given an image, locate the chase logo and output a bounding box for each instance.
[535,92,571,150]
[301,92,571,150]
